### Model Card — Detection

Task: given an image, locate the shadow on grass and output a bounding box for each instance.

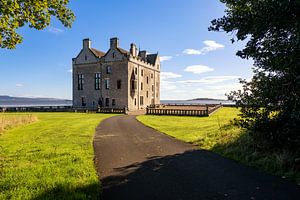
[32,183,100,200]
[101,149,300,200]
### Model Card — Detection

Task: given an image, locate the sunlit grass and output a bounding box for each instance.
[0,112,116,199]
[137,107,300,183]
[0,113,37,134]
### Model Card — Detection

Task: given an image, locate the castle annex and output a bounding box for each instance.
[72,38,160,111]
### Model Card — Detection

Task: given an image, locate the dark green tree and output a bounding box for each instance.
[209,0,300,150]
[0,0,75,49]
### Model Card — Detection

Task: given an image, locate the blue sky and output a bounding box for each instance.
[0,0,253,100]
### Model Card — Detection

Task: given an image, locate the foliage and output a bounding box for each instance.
[209,0,300,151]
[137,108,300,183]
[0,112,116,199]
[0,0,75,49]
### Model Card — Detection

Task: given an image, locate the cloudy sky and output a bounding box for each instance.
[0,0,253,100]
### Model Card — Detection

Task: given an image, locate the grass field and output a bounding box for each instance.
[0,114,37,134]
[0,112,116,200]
[137,107,300,183]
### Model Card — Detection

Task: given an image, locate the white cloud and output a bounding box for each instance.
[16,84,24,87]
[161,81,177,90]
[48,26,64,34]
[178,76,240,84]
[184,65,214,74]
[68,69,72,73]
[161,72,182,80]
[183,40,224,55]
[160,56,173,62]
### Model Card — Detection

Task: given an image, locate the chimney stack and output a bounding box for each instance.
[130,43,138,57]
[110,37,119,49]
[83,38,91,49]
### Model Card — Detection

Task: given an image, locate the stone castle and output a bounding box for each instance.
[72,37,160,111]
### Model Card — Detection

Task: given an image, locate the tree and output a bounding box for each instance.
[0,0,75,49]
[209,0,300,150]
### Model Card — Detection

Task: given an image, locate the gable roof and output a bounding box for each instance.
[147,54,158,65]
[117,47,129,55]
[90,48,105,58]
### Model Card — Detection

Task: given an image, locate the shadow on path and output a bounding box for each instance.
[102,149,300,200]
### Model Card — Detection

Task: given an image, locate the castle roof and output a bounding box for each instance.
[146,54,158,65]
[90,48,105,57]
[117,47,129,55]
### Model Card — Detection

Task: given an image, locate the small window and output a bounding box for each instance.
[156,93,158,98]
[147,77,149,84]
[105,98,109,107]
[81,97,86,107]
[117,80,121,89]
[112,52,115,58]
[157,64,159,70]
[134,98,137,106]
[141,82,143,90]
[151,73,153,79]
[135,68,137,75]
[105,79,110,89]
[152,85,154,92]
[112,99,116,106]
[95,73,101,90]
[140,96,144,105]
[146,91,149,98]
[78,74,84,90]
[141,69,144,76]
[106,66,111,74]
[85,55,87,61]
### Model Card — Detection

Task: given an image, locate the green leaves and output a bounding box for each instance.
[0,0,75,49]
[210,0,300,150]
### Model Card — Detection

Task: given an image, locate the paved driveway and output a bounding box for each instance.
[93,115,300,200]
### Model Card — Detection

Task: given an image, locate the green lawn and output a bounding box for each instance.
[0,112,116,200]
[137,107,300,183]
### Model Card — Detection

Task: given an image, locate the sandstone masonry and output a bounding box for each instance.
[72,37,160,111]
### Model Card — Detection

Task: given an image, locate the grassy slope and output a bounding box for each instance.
[137,107,300,183]
[0,112,116,200]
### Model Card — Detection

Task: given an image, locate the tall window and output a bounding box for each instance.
[141,82,143,90]
[117,80,122,89]
[78,74,84,90]
[135,68,137,75]
[146,91,149,98]
[134,98,137,106]
[105,79,110,89]
[140,96,144,105]
[105,98,109,107]
[95,73,101,90]
[81,97,86,107]
[132,80,137,90]
[141,69,144,76]
[151,73,153,79]
[106,66,111,74]
[112,99,116,106]
[147,77,149,84]
[152,85,154,92]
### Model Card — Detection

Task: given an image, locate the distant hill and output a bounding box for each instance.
[188,98,227,101]
[0,95,72,107]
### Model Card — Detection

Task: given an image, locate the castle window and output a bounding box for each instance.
[105,79,110,89]
[135,68,137,75]
[117,80,122,89]
[134,98,137,106]
[106,66,111,74]
[146,91,149,98]
[85,55,87,61]
[157,65,159,70]
[105,98,109,107]
[112,99,116,106]
[147,77,149,84]
[140,96,144,105]
[152,85,154,92]
[141,69,144,76]
[81,97,86,107]
[131,80,137,90]
[112,52,115,58]
[156,93,159,98]
[141,82,143,90]
[78,74,84,90]
[95,73,101,90]
[151,73,153,79]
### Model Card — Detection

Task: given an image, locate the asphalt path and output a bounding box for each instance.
[93,115,300,200]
